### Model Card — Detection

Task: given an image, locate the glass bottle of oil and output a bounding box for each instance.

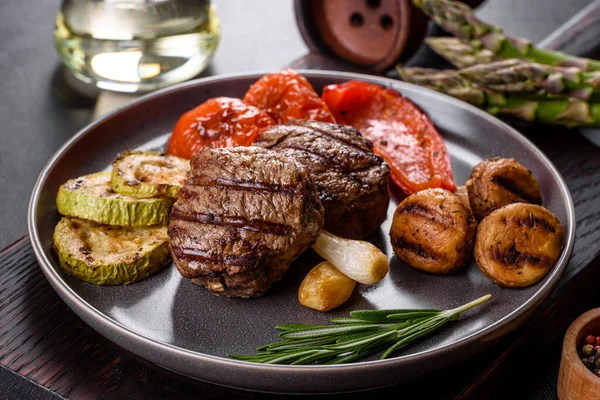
[54,0,220,93]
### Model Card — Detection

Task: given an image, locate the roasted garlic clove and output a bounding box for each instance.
[298,261,357,311]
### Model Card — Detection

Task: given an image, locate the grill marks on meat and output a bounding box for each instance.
[168,147,324,298]
[390,188,477,274]
[257,122,379,172]
[170,244,261,270]
[170,209,293,236]
[466,157,542,220]
[255,120,390,239]
[474,203,564,288]
[184,178,309,197]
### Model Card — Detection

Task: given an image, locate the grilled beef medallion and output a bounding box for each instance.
[254,120,390,239]
[474,203,564,288]
[389,188,477,274]
[466,157,542,221]
[168,147,324,298]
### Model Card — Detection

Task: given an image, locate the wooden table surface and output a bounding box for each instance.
[2,0,600,398]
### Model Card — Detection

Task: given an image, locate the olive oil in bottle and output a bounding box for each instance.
[54,0,220,93]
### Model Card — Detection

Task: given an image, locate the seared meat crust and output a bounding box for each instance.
[168,146,324,298]
[255,120,390,239]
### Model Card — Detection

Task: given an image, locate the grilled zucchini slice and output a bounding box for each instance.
[56,171,173,226]
[111,151,190,198]
[53,217,170,285]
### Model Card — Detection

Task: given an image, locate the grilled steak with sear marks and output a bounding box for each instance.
[168,146,324,298]
[254,120,390,239]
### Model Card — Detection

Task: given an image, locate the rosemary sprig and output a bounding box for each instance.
[229,294,492,365]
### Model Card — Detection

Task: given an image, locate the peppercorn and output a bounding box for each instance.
[583,344,595,356]
[585,356,597,366]
[579,335,600,376]
[586,335,596,345]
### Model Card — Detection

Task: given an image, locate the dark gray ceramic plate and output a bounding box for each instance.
[28,71,575,394]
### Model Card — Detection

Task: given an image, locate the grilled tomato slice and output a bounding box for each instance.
[322,80,456,195]
[243,69,336,124]
[167,97,275,159]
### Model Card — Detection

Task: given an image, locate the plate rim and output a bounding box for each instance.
[28,69,576,391]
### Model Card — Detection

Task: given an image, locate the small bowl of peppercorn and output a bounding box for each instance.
[558,308,600,400]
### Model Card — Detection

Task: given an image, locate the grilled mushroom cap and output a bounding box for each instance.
[454,185,474,218]
[474,203,564,288]
[389,188,477,274]
[466,157,542,221]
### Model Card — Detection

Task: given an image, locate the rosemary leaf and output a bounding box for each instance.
[335,332,375,344]
[336,321,411,343]
[386,310,443,320]
[229,353,288,363]
[392,315,448,338]
[291,350,339,365]
[262,336,338,351]
[229,294,491,365]
[380,317,452,359]
[276,324,333,332]
[323,330,398,351]
[264,349,324,365]
[327,342,392,364]
[329,318,374,325]
[279,324,379,339]
[351,308,441,322]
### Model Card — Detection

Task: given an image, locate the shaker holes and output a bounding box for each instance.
[350,13,364,27]
[380,15,394,30]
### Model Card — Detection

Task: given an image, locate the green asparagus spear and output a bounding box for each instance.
[426,37,500,68]
[411,46,600,101]
[396,66,487,105]
[396,66,600,127]
[459,59,600,100]
[413,0,600,71]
